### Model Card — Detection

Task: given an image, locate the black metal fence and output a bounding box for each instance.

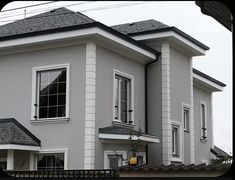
[5,169,119,178]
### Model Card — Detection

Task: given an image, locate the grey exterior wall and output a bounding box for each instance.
[169,46,191,164]
[95,45,146,168]
[0,44,86,169]
[146,51,162,165]
[193,86,212,164]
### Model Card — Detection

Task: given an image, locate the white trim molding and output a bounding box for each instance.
[31,63,70,123]
[84,42,96,169]
[99,133,160,143]
[0,144,40,151]
[104,151,127,169]
[131,31,206,56]
[112,70,134,125]
[190,58,195,163]
[161,43,171,165]
[0,27,156,61]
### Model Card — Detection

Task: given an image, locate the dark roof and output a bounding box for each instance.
[111,19,169,35]
[193,68,226,87]
[0,8,95,38]
[99,126,155,137]
[111,20,209,50]
[211,145,232,158]
[119,163,231,172]
[0,8,160,56]
[0,118,41,146]
[195,1,232,31]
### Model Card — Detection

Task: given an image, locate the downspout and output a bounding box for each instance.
[145,53,160,165]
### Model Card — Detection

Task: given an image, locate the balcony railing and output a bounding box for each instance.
[5,169,119,178]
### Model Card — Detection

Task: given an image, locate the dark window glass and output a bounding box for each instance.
[37,68,66,119]
[108,155,121,169]
[39,107,48,118]
[49,95,57,106]
[37,154,64,170]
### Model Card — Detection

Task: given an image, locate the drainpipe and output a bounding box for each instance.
[145,53,160,165]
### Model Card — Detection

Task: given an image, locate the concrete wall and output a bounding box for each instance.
[95,45,146,168]
[0,44,86,169]
[193,86,212,164]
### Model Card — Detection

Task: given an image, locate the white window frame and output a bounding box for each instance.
[112,70,134,125]
[32,148,68,170]
[31,64,70,123]
[171,121,183,162]
[104,151,127,169]
[182,103,190,132]
[200,100,208,141]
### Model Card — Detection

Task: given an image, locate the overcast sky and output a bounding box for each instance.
[0,1,232,155]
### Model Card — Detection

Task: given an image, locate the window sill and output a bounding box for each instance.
[112,120,134,128]
[31,118,69,124]
[184,130,190,133]
[171,156,182,162]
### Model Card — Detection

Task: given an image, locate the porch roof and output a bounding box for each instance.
[0,118,41,150]
[99,126,160,144]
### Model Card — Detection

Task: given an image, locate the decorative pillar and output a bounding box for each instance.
[84,42,96,169]
[7,149,14,170]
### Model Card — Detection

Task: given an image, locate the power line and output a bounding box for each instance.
[0,1,58,13]
[0,1,153,24]
[0,1,96,19]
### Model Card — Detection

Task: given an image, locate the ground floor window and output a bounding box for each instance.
[104,151,126,169]
[35,153,64,170]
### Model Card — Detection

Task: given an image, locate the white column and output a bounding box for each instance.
[7,149,14,170]
[161,43,171,165]
[190,57,195,163]
[29,152,34,170]
[84,42,96,169]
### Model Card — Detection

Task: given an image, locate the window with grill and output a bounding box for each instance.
[32,64,69,121]
[200,102,207,140]
[36,153,64,170]
[114,73,133,124]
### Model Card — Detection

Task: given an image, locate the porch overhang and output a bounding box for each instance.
[99,126,160,145]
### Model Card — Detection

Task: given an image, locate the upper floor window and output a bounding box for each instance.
[183,105,190,132]
[172,126,179,157]
[32,64,69,121]
[113,70,134,125]
[200,102,207,140]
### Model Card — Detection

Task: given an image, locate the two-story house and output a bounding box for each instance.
[0,8,225,171]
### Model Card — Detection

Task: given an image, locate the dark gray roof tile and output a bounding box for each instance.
[0,7,95,38]
[111,19,169,35]
[0,118,40,146]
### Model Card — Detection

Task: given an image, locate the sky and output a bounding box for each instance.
[0,1,232,155]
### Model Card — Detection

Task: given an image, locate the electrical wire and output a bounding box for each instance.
[0,1,153,24]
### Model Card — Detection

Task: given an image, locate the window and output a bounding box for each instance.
[36,153,64,170]
[136,152,146,165]
[200,102,207,140]
[104,151,126,169]
[172,126,179,156]
[113,71,133,124]
[32,64,69,121]
[183,106,190,132]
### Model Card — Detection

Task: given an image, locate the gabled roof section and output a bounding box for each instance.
[193,68,226,87]
[0,118,41,147]
[0,7,95,38]
[111,19,209,51]
[211,145,232,158]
